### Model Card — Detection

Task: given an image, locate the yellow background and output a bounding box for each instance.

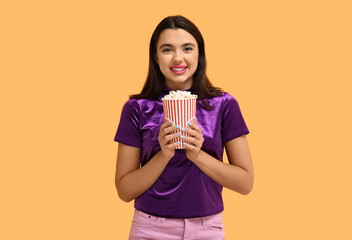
[1,0,351,239]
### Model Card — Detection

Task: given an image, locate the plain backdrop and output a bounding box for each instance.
[1,0,351,239]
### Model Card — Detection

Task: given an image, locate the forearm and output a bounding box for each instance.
[192,150,254,195]
[117,151,170,202]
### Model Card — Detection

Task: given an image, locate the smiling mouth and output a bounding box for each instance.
[170,67,187,75]
[170,67,187,71]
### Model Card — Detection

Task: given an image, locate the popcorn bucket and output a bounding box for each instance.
[162,97,197,149]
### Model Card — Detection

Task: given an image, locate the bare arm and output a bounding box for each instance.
[184,121,254,195]
[115,144,169,202]
[115,120,179,202]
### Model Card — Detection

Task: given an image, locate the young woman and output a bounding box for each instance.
[114,15,254,240]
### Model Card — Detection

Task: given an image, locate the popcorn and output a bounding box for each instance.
[162,90,197,100]
[162,90,197,149]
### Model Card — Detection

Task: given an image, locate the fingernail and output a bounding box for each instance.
[181,128,185,132]
[188,122,192,126]
[175,125,180,129]
[169,120,173,124]
[177,132,181,135]
[176,141,180,144]
[180,135,184,139]
[183,143,187,146]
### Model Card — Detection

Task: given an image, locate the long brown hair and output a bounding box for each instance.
[130,15,222,109]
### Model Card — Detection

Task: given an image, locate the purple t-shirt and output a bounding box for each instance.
[114,88,249,218]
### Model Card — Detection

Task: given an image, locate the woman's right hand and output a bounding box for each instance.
[158,119,180,159]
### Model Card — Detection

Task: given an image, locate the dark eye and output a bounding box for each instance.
[184,47,193,51]
[162,48,172,53]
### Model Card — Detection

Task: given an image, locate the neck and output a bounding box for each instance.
[165,79,193,91]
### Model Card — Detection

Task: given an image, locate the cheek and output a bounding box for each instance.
[157,56,170,68]
[157,57,170,76]
[192,54,199,64]
[191,55,199,69]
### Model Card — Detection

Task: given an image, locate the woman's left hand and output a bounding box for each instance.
[183,118,204,162]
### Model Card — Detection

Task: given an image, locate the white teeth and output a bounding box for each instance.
[171,68,186,71]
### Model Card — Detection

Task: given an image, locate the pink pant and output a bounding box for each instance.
[129,209,225,240]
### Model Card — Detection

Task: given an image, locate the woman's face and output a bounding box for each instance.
[155,28,199,90]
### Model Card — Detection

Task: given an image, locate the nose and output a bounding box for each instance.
[172,50,183,64]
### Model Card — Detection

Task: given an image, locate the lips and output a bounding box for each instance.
[170,65,187,74]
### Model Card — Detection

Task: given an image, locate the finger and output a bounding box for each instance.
[187,120,201,132]
[168,141,180,149]
[160,119,173,130]
[183,134,202,148]
[161,132,180,146]
[184,142,197,151]
[160,123,178,139]
[183,135,201,148]
[159,123,172,138]
[184,127,202,141]
[160,136,180,148]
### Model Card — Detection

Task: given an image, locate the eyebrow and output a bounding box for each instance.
[159,43,196,49]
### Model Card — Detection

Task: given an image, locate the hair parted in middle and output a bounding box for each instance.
[130,15,222,109]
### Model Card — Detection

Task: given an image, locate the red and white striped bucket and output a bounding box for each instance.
[162,98,197,149]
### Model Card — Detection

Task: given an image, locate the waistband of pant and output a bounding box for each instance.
[134,209,223,226]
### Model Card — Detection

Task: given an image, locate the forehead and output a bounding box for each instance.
[157,28,197,46]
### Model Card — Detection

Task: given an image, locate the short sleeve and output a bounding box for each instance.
[221,94,249,143]
[114,99,142,148]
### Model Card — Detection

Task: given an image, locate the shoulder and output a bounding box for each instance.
[208,92,239,106]
[123,98,137,106]
[122,98,138,110]
[120,98,141,116]
[199,91,240,111]
[205,92,243,117]
[123,97,160,114]
[222,92,239,105]
[220,92,237,100]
